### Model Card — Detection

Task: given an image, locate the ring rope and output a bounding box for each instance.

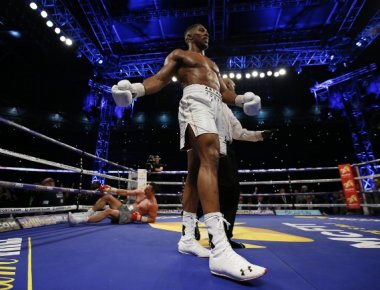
[0,148,137,183]
[150,175,380,186]
[149,167,340,174]
[0,180,98,195]
[152,203,380,209]
[0,205,77,215]
[0,166,78,173]
[352,158,380,167]
[3,203,379,215]
[0,116,135,172]
[2,166,379,176]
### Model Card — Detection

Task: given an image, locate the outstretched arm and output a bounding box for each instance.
[112,49,182,106]
[142,50,181,95]
[219,76,261,116]
[98,185,139,197]
[219,76,238,105]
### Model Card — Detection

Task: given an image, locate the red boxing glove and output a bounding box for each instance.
[131,212,142,221]
[98,184,117,193]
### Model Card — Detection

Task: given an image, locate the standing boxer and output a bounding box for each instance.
[111,24,266,281]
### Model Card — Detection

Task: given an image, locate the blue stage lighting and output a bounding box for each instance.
[114,106,125,119]
[9,31,21,38]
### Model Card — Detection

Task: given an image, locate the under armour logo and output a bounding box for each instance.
[240,266,253,276]
[208,234,215,249]
[182,225,186,236]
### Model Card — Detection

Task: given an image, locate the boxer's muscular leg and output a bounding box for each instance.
[88,208,120,223]
[182,148,200,213]
[178,126,217,258]
[186,126,220,214]
[92,194,122,211]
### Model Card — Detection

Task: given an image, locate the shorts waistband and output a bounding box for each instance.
[183,84,222,99]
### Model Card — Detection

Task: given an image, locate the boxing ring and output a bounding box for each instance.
[1,116,380,290]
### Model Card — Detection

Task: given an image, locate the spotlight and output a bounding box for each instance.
[98,58,103,64]
[355,41,362,47]
[279,68,286,75]
[274,72,279,77]
[222,74,228,79]
[9,31,21,38]
[267,70,272,76]
[229,73,235,79]
[46,20,53,28]
[236,73,242,80]
[59,35,66,42]
[296,66,302,75]
[54,27,61,34]
[172,76,177,82]
[259,72,265,78]
[41,10,48,18]
[65,38,73,46]
[252,71,258,77]
[330,54,335,60]
[29,2,37,10]
[245,73,251,79]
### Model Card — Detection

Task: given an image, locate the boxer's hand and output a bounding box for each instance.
[235,92,261,116]
[261,129,277,140]
[112,79,145,107]
[98,184,117,194]
[131,212,142,221]
[112,85,133,107]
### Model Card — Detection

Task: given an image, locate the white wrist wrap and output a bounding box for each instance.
[130,83,145,98]
[235,95,244,107]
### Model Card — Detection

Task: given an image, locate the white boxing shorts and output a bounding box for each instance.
[178,84,227,155]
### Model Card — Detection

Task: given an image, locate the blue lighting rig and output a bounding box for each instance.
[33,0,379,183]
[311,64,378,191]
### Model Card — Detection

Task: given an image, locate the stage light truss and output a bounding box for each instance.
[310,64,378,191]
[37,0,103,64]
[92,94,113,185]
[34,0,379,79]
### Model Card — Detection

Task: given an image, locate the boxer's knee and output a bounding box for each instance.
[103,208,114,216]
[102,194,113,202]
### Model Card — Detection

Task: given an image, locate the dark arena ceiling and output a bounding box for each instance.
[0,0,379,170]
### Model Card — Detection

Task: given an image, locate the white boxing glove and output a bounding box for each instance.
[111,79,146,107]
[112,85,133,107]
[235,92,261,116]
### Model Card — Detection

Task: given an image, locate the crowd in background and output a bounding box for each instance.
[1,169,379,216]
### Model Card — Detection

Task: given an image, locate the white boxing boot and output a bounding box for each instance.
[68,212,88,226]
[205,212,267,281]
[178,211,210,258]
[84,208,95,217]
